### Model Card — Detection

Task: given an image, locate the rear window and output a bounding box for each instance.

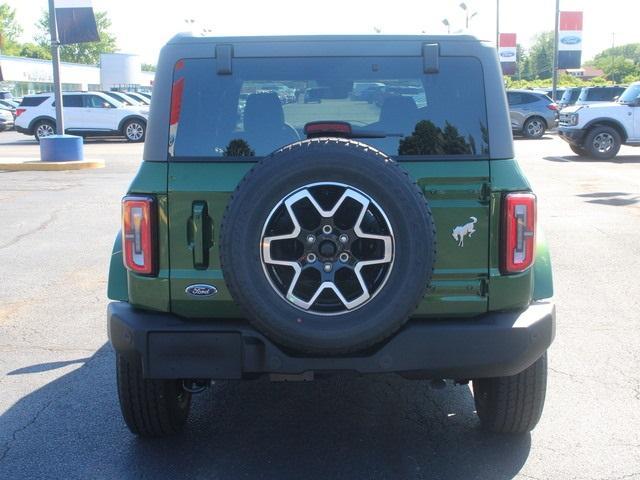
[169,56,489,160]
[20,96,48,107]
[580,88,624,102]
[560,88,581,104]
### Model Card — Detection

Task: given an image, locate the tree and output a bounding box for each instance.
[35,9,117,64]
[0,2,22,54]
[527,31,554,80]
[19,42,51,60]
[0,3,21,43]
[588,43,640,83]
[141,63,156,72]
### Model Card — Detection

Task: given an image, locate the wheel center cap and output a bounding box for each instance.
[318,240,337,258]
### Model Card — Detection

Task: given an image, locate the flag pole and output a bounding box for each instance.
[551,0,560,102]
[48,0,65,135]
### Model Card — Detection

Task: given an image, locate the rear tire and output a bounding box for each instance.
[473,352,548,434]
[123,119,146,142]
[522,117,546,139]
[584,125,621,160]
[569,144,589,157]
[116,354,191,437]
[33,119,55,142]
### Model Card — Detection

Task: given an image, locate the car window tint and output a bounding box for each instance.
[62,95,83,107]
[20,96,49,107]
[170,56,489,159]
[85,95,111,108]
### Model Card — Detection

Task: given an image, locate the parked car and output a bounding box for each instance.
[507,89,558,138]
[303,86,329,103]
[107,34,555,438]
[372,85,428,108]
[15,91,148,142]
[0,99,19,113]
[351,81,386,100]
[0,91,13,100]
[575,86,626,105]
[123,91,151,105]
[558,87,583,109]
[135,91,152,101]
[100,91,149,114]
[558,81,640,159]
[534,87,565,101]
[0,107,14,131]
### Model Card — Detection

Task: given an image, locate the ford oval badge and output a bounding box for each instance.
[500,51,515,58]
[185,284,218,297]
[561,36,581,45]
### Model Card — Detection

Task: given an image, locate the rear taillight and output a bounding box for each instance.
[122,195,156,275]
[501,193,536,274]
[547,103,558,111]
[15,108,26,117]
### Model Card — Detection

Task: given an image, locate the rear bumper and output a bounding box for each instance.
[108,301,555,380]
[15,125,31,135]
[558,127,586,145]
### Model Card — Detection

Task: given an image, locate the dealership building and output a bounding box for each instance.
[0,53,154,97]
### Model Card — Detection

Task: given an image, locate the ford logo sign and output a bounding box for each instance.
[185,284,218,296]
[500,51,515,58]
[561,36,581,45]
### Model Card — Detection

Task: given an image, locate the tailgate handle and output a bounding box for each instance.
[190,201,210,269]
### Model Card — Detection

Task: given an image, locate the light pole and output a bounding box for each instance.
[611,33,616,84]
[442,18,451,34]
[496,0,500,48]
[48,0,64,135]
[459,2,478,29]
[551,0,560,102]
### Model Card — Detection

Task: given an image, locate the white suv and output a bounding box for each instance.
[15,91,148,142]
[558,82,640,159]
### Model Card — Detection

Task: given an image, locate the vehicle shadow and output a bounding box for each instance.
[0,344,531,480]
[543,154,640,164]
[513,135,554,141]
[576,191,640,207]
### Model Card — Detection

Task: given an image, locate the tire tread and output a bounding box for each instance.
[473,353,547,434]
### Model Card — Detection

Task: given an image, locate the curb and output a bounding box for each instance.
[0,158,105,171]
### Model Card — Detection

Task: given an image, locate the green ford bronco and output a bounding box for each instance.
[107,34,555,437]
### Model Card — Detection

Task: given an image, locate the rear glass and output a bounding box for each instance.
[580,87,624,102]
[560,88,581,104]
[20,96,48,107]
[170,56,488,160]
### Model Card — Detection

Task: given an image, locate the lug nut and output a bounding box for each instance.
[339,234,349,244]
[322,225,332,234]
[306,253,317,263]
[339,252,349,263]
[323,263,332,272]
[306,234,316,244]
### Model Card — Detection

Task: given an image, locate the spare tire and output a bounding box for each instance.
[220,138,436,355]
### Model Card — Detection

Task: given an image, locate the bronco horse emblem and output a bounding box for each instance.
[452,217,478,247]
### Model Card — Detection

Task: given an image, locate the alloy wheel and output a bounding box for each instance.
[260,182,395,315]
[126,122,144,141]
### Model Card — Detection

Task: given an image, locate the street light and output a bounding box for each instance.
[459,2,478,29]
[442,18,450,34]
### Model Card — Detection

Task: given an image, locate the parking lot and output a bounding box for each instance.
[0,130,639,479]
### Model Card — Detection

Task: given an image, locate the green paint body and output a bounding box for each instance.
[107,158,553,316]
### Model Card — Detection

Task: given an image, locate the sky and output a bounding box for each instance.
[4,0,638,64]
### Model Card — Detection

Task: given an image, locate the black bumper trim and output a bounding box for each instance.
[14,125,31,135]
[557,127,586,145]
[108,301,555,380]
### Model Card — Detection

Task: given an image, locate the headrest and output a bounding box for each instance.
[379,95,418,125]
[244,92,285,132]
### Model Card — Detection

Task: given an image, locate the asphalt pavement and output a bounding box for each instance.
[0,130,639,479]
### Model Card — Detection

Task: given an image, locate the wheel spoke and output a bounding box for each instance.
[261,183,395,315]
